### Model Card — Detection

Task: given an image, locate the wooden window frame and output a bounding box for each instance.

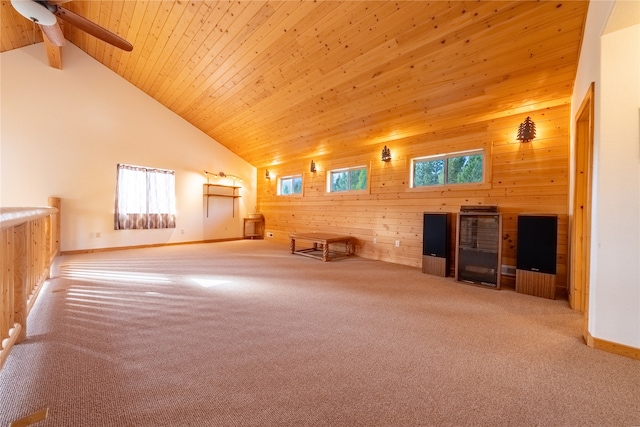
[409,148,490,192]
[326,165,370,195]
[277,173,304,197]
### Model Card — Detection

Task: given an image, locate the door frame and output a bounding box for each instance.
[570,82,594,342]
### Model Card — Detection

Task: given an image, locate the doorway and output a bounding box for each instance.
[570,82,594,342]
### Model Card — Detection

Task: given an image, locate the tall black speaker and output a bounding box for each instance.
[422,213,450,277]
[516,214,558,299]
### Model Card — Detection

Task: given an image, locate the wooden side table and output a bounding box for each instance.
[243,215,264,239]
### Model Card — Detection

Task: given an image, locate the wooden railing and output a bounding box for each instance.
[0,197,60,370]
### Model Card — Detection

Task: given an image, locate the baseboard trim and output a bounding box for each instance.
[60,238,244,255]
[586,333,640,361]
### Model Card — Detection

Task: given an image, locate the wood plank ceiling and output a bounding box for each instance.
[1,1,589,169]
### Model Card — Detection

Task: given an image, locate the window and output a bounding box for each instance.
[328,166,368,192]
[412,150,483,187]
[278,174,303,196]
[114,164,176,229]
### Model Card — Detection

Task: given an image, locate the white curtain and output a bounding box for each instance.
[114,164,176,230]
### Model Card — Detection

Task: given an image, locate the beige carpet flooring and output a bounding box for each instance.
[0,240,638,426]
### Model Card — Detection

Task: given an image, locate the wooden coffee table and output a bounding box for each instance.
[289,232,354,262]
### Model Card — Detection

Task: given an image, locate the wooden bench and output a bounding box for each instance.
[289,232,354,262]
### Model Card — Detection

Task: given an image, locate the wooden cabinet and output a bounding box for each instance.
[455,212,502,288]
[243,214,264,239]
[203,184,240,217]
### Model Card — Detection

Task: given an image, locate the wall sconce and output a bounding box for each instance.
[517,116,536,142]
[265,170,270,180]
[381,145,392,162]
[310,160,317,173]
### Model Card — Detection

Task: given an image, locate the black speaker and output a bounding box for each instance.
[422,213,451,276]
[517,215,557,274]
[423,213,450,257]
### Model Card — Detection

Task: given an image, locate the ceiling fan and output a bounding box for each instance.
[10,0,133,51]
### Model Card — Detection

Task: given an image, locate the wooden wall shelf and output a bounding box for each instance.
[203,184,241,217]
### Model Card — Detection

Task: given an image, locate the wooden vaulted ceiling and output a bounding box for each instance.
[1,1,589,169]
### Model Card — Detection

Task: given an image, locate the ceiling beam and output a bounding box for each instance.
[42,34,62,69]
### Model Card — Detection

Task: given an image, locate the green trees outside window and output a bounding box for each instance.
[330,167,367,192]
[279,175,302,195]
[413,152,483,187]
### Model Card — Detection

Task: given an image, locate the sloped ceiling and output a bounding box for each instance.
[1,1,589,168]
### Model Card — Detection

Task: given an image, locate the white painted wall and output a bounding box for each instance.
[572,0,640,348]
[1,43,256,252]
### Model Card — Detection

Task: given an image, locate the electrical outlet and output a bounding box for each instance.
[373,237,377,244]
[181,228,185,234]
[395,240,400,247]
[266,232,274,238]
[96,232,101,238]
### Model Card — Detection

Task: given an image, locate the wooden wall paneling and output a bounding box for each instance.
[260,101,570,288]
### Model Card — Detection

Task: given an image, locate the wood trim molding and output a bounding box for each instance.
[586,333,640,361]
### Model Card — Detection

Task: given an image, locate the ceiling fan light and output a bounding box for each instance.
[11,0,57,26]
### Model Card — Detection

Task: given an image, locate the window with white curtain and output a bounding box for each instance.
[114,164,176,230]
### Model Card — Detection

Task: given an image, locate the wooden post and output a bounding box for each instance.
[48,197,61,262]
[13,222,28,343]
[1,228,14,345]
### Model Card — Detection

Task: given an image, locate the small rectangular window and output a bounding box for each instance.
[412,150,483,188]
[329,166,368,192]
[278,174,303,196]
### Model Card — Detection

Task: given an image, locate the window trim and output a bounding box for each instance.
[326,164,371,194]
[277,173,304,197]
[410,148,488,190]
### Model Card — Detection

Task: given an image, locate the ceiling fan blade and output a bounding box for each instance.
[10,0,56,25]
[53,5,133,52]
[39,22,65,46]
